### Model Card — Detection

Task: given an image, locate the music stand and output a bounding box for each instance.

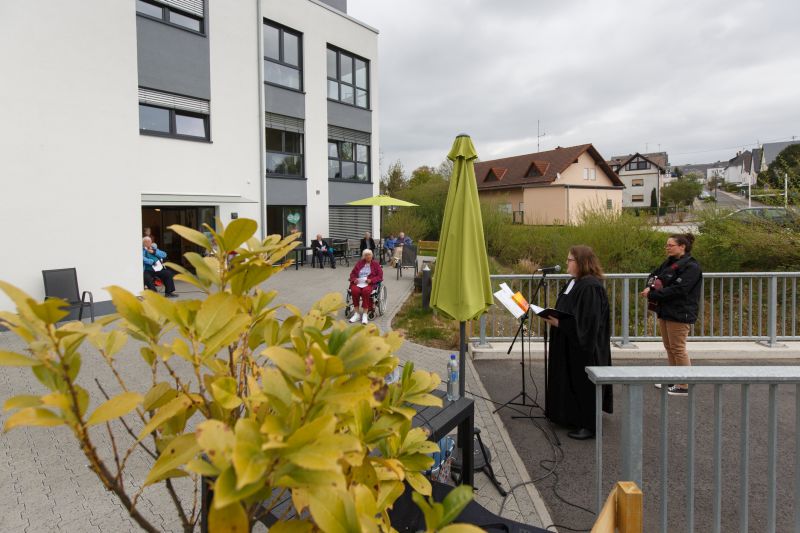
[493,272,550,420]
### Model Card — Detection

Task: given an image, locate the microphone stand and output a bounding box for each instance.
[493,271,550,421]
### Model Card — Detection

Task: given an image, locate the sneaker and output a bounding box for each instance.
[361,314,369,325]
[667,385,688,396]
[165,292,179,298]
[654,383,674,389]
[349,313,361,323]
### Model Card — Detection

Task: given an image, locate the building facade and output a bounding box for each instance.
[476,144,624,225]
[0,0,379,313]
[607,152,668,208]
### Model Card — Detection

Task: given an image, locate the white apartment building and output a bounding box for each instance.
[0,0,379,314]
[607,152,669,208]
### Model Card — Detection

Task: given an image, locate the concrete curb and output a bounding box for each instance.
[471,341,800,361]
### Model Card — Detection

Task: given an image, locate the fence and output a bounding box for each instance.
[587,366,800,533]
[473,273,800,346]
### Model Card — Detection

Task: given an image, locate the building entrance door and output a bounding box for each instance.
[141,206,216,269]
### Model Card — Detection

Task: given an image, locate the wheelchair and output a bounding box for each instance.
[344,281,387,320]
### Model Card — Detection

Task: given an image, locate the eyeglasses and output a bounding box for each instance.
[566,258,576,263]
[665,243,679,248]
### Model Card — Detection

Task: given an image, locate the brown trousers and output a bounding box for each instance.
[659,319,691,388]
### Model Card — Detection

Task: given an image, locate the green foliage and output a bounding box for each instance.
[489,210,665,273]
[381,160,407,197]
[387,169,451,240]
[0,218,478,533]
[661,177,703,207]
[757,144,800,197]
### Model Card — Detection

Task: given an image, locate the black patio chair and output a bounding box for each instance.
[396,244,418,280]
[42,268,95,322]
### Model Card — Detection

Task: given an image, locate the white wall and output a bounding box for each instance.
[264,0,379,239]
[137,1,263,227]
[0,1,141,311]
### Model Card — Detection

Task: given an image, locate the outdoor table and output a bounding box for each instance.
[413,389,474,487]
[293,246,312,270]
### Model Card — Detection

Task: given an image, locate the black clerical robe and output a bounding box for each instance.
[545,275,613,431]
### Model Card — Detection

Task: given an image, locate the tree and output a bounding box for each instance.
[436,158,454,180]
[661,177,703,208]
[673,166,683,178]
[381,159,407,196]
[650,187,657,208]
[408,166,442,189]
[757,144,800,195]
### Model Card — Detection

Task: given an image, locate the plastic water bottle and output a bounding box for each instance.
[446,354,459,401]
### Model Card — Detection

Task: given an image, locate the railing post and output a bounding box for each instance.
[621,384,644,488]
[759,274,785,347]
[478,314,490,347]
[616,277,635,348]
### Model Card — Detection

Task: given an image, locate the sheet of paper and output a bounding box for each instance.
[530,304,545,315]
[494,288,526,319]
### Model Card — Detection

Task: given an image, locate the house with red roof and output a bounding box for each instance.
[475,144,624,225]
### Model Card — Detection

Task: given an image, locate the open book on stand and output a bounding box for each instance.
[494,283,573,320]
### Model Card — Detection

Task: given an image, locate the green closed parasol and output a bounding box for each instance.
[430,134,494,396]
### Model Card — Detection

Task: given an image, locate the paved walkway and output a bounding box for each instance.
[0,261,552,531]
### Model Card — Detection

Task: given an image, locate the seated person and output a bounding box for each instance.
[391,231,413,266]
[360,231,377,254]
[349,249,383,325]
[311,234,336,269]
[142,237,177,298]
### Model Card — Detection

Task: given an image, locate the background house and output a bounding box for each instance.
[759,140,800,171]
[475,144,624,225]
[0,0,379,313]
[607,152,669,208]
[723,150,756,185]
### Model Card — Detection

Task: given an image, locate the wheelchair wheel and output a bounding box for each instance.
[344,305,353,318]
[377,285,387,315]
[368,309,376,320]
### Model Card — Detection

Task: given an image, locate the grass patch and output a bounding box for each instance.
[392,292,460,350]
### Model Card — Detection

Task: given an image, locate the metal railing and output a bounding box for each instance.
[473,273,800,346]
[587,366,800,533]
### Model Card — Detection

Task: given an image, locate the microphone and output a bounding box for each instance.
[537,265,561,274]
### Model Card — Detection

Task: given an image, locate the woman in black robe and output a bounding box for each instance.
[543,245,613,440]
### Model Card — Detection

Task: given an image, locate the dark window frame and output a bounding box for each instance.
[626,159,650,171]
[631,194,645,202]
[139,103,210,142]
[266,128,305,179]
[136,0,205,35]
[327,139,371,183]
[263,19,303,92]
[326,45,370,109]
[631,178,644,187]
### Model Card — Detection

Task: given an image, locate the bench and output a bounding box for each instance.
[418,240,439,255]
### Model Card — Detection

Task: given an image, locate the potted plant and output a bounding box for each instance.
[0,219,480,532]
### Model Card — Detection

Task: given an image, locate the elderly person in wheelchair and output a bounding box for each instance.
[346,249,386,324]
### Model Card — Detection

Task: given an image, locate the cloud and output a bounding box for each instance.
[348,0,800,172]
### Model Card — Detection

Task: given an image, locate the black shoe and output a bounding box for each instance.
[654,383,674,389]
[165,292,179,298]
[567,428,595,440]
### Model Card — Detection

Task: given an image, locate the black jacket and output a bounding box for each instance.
[647,254,703,324]
[359,238,376,253]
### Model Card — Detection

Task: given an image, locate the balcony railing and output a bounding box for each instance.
[473,273,800,346]
[587,366,800,533]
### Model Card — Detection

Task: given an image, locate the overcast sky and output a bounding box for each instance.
[347,0,800,175]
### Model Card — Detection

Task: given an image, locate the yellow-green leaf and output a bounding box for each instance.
[196,293,240,341]
[87,392,143,426]
[441,484,475,526]
[143,382,177,411]
[144,433,199,486]
[438,525,486,533]
[196,420,235,470]
[263,346,307,380]
[233,419,266,489]
[4,407,63,431]
[4,394,42,411]
[405,471,431,496]
[210,377,242,410]
[212,466,264,509]
[186,458,220,477]
[267,520,313,533]
[138,396,192,440]
[169,224,212,250]
[208,502,248,533]
[308,488,354,533]
[222,218,257,251]
[0,351,41,367]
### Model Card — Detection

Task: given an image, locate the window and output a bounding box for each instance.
[631,178,644,187]
[327,46,369,109]
[583,168,597,180]
[139,104,209,140]
[606,199,613,210]
[626,159,650,171]
[328,140,370,181]
[266,128,303,177]
[264,20,302,91]
[631,194,645,202]
[136,0,204,33]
